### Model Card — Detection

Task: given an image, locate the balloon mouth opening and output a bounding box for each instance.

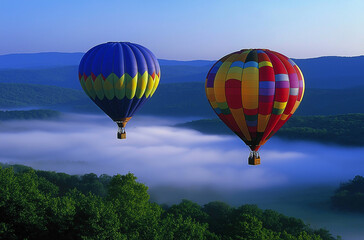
[249,144,260,151]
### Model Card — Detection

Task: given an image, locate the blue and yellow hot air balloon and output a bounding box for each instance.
[78,42,160,139]
[205,49,304,165]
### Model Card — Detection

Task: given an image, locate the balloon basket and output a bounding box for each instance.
[248,151,261,165]
[116,119,130,140]
[248,156,261,165]
[117,132,126,139]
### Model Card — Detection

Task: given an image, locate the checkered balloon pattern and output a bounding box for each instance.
[205,49,304,151]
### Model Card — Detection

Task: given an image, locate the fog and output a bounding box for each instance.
[1,113,363,188]
[1,113,364,239]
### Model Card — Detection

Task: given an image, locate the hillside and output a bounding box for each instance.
[0,52,214,70]
[160,64,212,83]
[139,82,364,117]
[0,66,80,89]
[1,82,363,117]
[0,110,60,121]
[331,175,364,213]
[295,87,364,115]
[175,114,364,146]
[138,82,215,118]
[294,56,364,89]
[0,52,83,69]
[1,53,364,89]
[0,83,88,108]
[0,64,211,89]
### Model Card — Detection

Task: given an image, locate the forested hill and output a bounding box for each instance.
[0,64,213,89]
[0,164,339,240]
[331,175,364,213]
[1,82,363,117]
[140,83,364,117]
[293,56,364,89]
[176,114,364,146]
[1,52,364,89]
[0,110,60,121]
[0,83,90,109]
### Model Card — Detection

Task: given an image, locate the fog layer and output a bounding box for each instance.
[1,114,364,239]
[1,113,363,189]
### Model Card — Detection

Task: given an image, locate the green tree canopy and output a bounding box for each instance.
[0,165,340,240]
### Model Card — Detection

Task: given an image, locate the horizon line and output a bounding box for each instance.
[0,51,364,61]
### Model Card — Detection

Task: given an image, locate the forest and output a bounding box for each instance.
[0,110,59,121]
[176,114,364,146]
[0,83,85,108]
[1,82,364,117]
[331,175,364,213]
[0,164,340,240]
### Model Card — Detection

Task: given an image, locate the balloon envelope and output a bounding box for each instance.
[205,49,304,161]
[78,42,161,138]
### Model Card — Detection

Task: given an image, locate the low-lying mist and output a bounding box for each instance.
[1,113,362,189]
[1,113,364,239]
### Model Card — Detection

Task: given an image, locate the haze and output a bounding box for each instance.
[1,0,364,59]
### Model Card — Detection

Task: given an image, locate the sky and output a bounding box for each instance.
[1,0,364,60]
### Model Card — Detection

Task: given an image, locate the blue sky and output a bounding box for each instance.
[1,0,363,59]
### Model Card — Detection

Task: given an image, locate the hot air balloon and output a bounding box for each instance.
[78,42,160,139]
[205,49,304,165]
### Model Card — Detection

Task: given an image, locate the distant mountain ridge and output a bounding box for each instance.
[0,66,80,89]
[293,56,364,89]
[0,52,214,70]
[0,52,84,69]
[0,82,363,117]
[0,52,363,89]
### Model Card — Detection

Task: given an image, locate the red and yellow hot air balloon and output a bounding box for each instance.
[205,49,304,165]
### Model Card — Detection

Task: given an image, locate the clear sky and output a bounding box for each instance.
[1,0,363,60]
